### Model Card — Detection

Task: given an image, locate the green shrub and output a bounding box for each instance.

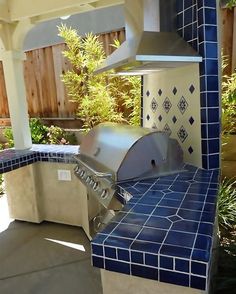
[3,118,77,147]
[30,118,48,144]
[218,178,236,229]
[3,128,14,148]
[47,125,77,145]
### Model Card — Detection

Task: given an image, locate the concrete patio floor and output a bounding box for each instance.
[0,195,102,294]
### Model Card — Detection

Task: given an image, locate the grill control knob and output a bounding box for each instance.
[74,166,78,172]
[80,170,85,177]
[86,176,91,183]
[101,189,108,199]
[93,182,99,191]
[89,179,94,186]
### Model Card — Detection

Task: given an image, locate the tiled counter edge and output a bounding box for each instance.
[91,164,219,292]
[0,144,79,173]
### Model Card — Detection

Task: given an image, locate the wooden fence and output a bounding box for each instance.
[221,7,236,75]
[0,28,125,124]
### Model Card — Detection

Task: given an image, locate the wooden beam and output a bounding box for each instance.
[8,0,123,21]
[92,0,124,8]
[232,7,236,72]
[0,3,10,22]
[8,0,95,21]
[32,4,95,24]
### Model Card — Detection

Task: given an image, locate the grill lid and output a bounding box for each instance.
[79,122,183,182]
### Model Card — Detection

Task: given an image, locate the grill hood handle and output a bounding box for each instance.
[73,155,113,179]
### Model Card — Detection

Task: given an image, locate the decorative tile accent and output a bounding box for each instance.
[158,89,163,96]
[189,84,195,94]
[178,96,189,115]
[188,146,194,154]
[152,123,157,129]
[172,116,177,124]
[151,98,158,112]
[168,215,182,222]
[143,65,202,167]
[163,97,172,113]
[163,124,172,135]
[146,114,150,121]
[92,165,220,292]
[146,90,150,97]
[177,126,188,143]
[189,116,195,125]
[173,87,177,95]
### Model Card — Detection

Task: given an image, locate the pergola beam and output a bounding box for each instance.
[0,3,10,22]
[31,4,96,24]
[92,0,123,9]
[8,0,123,22]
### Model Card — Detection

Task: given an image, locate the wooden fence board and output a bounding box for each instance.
[232,7,236,72]
[221,8,234,75]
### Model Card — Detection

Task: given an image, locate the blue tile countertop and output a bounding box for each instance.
[0,144,79,174]
[91,164,219,291]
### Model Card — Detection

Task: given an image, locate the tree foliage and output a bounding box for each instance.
[58,24,141,130]
[226,0,236,8]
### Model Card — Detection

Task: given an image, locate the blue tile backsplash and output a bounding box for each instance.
[92,164,219,291]
[143,0,220,170]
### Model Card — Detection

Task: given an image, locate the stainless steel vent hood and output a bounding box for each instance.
[94,0,202,75]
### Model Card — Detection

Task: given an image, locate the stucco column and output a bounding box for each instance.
[1,50,32,150]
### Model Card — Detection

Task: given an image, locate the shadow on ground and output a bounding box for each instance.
[0,217,102,294]
[213,229,236,294]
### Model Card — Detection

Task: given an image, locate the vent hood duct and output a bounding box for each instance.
[94,0,202,75]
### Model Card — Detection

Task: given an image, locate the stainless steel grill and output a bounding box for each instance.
[74,123,184,209]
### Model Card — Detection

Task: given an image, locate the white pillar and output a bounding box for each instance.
[1,50,32,150]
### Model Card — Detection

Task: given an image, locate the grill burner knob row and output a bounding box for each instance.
[101,189,108,199]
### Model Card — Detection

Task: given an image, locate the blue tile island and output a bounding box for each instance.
[91,164,219,292]
[0,144,79,174]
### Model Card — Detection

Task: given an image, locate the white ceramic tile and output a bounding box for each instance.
[143,64,202,168]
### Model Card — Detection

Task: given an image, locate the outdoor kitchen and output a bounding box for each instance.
[0,0,225,293]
